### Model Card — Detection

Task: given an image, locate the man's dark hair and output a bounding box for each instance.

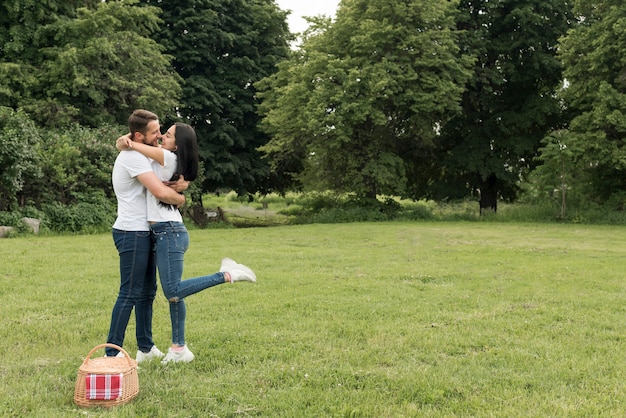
[128,109,158,139]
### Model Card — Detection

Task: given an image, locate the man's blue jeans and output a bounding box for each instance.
[106,229,157,357]
[151,221,225,346]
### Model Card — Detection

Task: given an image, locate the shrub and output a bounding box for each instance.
[0,207,46,235]
[298,191,346,213]
[277,205,305,217]
[41,192,115,233]
[0,211,22,228]
[399,200,436,220]
[24,124,121,208]
[0,107,42,211]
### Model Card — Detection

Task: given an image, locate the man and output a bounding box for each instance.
[105,109,187,361]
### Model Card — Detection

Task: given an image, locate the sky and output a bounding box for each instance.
[275,0,340,34]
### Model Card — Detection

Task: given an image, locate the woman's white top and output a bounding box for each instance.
[147,150,183,223]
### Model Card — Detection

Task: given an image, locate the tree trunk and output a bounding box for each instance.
[188,191,209,227]
[479,174,498,215]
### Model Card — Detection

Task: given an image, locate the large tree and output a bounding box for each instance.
[257,0,473,200]
[0,1,97,111]
[1,0,182,128]
[141,0,291,197]
[558,0,626,206]
[0,0,98,62]
[435,0,572,213]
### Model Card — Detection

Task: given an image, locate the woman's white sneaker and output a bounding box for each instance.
[161,346,195,364]
[220,258,257,283]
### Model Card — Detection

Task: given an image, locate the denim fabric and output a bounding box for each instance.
[151,221,225,346]
[106,229,157,357]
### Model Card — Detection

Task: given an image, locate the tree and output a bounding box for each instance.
[526,130,579,218]
[558,0,626,207]
[33,1,182,128]
[0,0,182,128]
[257,0,473,200]
[435,0,572,213]
[0,0,98,62]
[141,0,291,197]
[0,1,98,110]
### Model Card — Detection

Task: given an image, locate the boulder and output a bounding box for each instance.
[22,217,41,234]
[0,226,14,238]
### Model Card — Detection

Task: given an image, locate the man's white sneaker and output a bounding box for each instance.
[220,257,256,283]
[136,345,165,363]
[105,351,125,358]
[161,346,195,364]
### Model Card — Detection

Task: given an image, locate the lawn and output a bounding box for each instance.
[1,222,626,417]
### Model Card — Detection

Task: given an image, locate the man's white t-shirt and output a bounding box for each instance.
[111,151,153,231]
[147,150,183,223]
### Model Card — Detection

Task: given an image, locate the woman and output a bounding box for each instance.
[118,122,256,363]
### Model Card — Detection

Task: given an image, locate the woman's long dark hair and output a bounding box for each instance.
[160,122,199,209]
[169,123,199,182]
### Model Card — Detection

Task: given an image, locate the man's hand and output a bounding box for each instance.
[115,134,133,151]
[165,175,189,193]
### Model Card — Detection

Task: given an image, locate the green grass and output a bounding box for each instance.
[2,222,626,416]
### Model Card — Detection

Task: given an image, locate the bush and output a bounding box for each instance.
[0,207,46,235]
[290,193,405,224]
[0,211,23,228]
[41,192,115,233]
[398,200,436,220]
[23,124,121,208]
[298,191,346,213]
[277,205,305,217]
[0,107,42,211]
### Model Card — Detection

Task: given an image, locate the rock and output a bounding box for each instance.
[22,217,41,234]
[0,226,15,238]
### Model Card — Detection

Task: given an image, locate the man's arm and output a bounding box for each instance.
[137,171,186,206]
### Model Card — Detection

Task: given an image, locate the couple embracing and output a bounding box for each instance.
[105,109,256,364]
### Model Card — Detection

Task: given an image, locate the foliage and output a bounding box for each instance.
[20,124,121,210]
[557,0,626,204]
[41,192,116,233]
[257,0,473,199]
[435,0,573,212]
[2,0,626,223]
[0,1,98,60]
[0,107,42,211]
[0,210,40,234]
[0,0,181,127]
[29,0,182,128]
[144,0,292,196]
[523,129,594,218]
[0,120,124,233]
[0,1,96,117]
[200,190,626,226]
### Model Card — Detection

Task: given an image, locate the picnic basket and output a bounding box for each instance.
[73,343,139,408]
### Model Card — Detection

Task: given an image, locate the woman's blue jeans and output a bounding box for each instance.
[151,222,225,346]
[106,229,157,357]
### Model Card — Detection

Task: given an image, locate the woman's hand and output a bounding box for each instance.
[115,134,133,151]
[164,175,190,192]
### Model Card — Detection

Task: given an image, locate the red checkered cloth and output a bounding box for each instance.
[85,373,123,400]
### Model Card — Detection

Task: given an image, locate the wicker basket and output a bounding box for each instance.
[74,343,139,408]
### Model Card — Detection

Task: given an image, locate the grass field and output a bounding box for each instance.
[1,221,626,417]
